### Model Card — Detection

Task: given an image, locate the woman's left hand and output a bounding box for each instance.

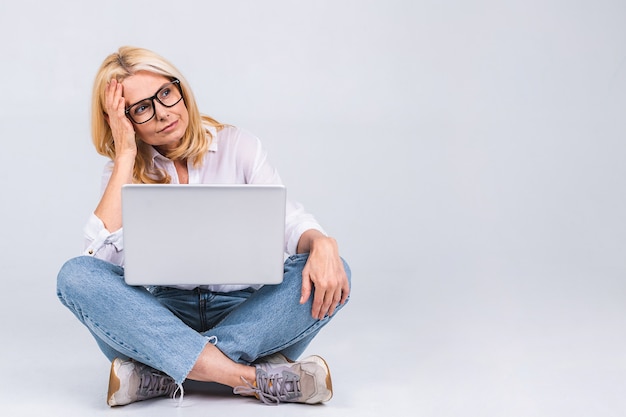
[298,232,350,320]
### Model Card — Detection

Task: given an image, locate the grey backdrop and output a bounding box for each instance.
[1,1,625,416]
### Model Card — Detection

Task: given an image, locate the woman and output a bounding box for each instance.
[56,46,351,407]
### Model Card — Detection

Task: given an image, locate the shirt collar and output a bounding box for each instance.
[206,125,218,152]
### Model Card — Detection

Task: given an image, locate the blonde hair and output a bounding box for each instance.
[91,46,222,184]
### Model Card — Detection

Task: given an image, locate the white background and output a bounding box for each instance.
[0,1,625,416]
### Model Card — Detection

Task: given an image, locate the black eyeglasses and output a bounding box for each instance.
[124,79,183,124]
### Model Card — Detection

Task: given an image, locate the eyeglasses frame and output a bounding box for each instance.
[124,79,183,125]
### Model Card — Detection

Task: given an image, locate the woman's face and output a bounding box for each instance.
[122,71,189,152]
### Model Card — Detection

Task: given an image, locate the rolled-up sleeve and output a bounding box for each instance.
[82,212,125,266]
[284,199,326,256]
[81,161,125,265]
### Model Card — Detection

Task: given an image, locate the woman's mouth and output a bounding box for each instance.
[159,120,178,133]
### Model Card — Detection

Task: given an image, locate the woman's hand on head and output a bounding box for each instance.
[105,79,137,159]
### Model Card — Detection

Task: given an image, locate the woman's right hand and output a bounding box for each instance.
[105,79,137,158]
[94,79,137,232]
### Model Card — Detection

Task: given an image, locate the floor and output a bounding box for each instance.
[2,261,626,417]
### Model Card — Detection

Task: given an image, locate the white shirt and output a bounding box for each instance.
[82,125,326,292]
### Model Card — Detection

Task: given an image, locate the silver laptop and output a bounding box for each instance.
[121,184,286,286]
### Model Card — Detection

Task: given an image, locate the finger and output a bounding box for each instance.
[311,289,326,320]
[300,274,312,305]
[106,81,123,110]
[320,288,340,319]
[340,278,350,304]
[105,81,121,115]
[104,81,114,110]
[106,79,119,98]
[327,288,343,317]
[113,83,125,114]
[316,282,341,320]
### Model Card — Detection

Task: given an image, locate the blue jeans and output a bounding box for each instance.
[56,254,351,385]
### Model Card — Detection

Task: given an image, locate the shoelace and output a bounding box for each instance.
[137,369,178,401]
[234,370,302,405]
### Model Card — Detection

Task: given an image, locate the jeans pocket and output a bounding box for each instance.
[285,253,309,265]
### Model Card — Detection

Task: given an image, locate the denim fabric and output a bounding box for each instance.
[57,254,351,385]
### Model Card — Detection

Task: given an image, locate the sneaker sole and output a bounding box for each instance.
[107,358,123,406]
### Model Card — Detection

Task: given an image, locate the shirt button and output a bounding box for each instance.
[88,249,94,255]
